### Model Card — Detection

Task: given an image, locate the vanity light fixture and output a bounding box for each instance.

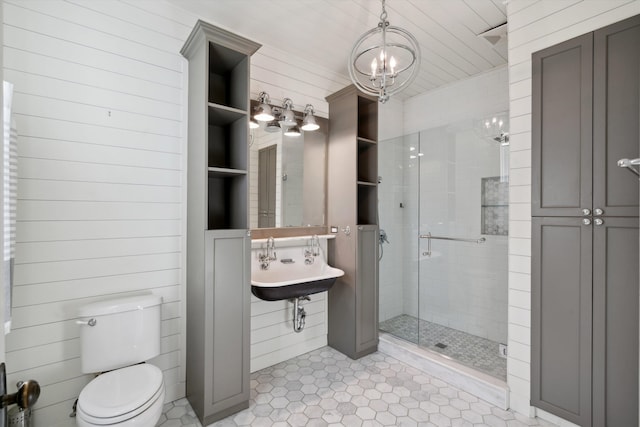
[279,98,297,127]
[252,95,319,134]
[348,0,420,103]
[264,119,281,133]
[254,91,275,121]
[301,104,320,131]
[284,124,301,137]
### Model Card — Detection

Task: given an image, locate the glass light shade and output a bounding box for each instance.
[284,125,301,137]
[280,109,297,127]
[254,103,274,122]
[249,118,260,129]
[264,120,281,133]
[301,113,319,131]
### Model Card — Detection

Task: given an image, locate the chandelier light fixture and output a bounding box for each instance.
[348,0,421,103]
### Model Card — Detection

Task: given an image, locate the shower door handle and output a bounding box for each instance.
[419,233,432,257]
[419,233,486,258]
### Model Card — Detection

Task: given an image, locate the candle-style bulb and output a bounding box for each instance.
[390,56,397,74]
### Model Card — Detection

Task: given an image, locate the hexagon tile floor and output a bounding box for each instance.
[158,346,555,427]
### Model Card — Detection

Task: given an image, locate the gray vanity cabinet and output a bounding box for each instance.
[181,20,260,425]
[326,85,379,360]
[531,14,640,427]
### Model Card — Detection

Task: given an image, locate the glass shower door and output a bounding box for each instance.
[378,133,420,344]
[417,120,509,381]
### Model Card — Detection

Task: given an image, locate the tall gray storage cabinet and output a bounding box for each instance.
[326,85,379,359]
[180,21,260,425]
[531,15,639,427]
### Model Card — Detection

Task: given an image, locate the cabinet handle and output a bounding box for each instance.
[582,218,592,226]
[594,208,604,216]
[594,218,604,226]
[582,208,591,216]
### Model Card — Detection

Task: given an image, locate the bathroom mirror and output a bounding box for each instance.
[249,106,328,229]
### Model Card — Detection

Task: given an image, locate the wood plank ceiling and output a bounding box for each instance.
[169,0,508,100]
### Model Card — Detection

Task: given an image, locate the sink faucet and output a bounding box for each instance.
[258,237,277,269]
[304,235,320,264]
[266,236,277,261]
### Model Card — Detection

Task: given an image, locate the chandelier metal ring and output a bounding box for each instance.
[347,0,421,103]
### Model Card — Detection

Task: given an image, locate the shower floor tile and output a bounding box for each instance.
[379,314,507,381]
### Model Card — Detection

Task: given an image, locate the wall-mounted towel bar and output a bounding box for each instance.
[419,233,486,257]
[617,158,640,178]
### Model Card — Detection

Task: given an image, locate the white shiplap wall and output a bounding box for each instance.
[505,1,640,424]
[2,1,350,425]
[2,1,194,424]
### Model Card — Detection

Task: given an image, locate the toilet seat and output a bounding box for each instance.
[77,364,164,425]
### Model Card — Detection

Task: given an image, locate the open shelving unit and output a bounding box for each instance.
[326,84,379,360]
[181,20,260,426]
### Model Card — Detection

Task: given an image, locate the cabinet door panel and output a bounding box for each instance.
[593,15,640,216]
[355,225,378,354]
[531,218,592,426]
[205,230,250,415]
[592,217,639,427]
[532,34,593,216]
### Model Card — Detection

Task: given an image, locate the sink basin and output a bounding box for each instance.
[251,250,344,301]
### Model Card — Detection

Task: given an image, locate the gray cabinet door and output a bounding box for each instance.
[592,217,639,427]
[531,217,592,427]
[355,225,379,355]
[532,34,593,217]
[204,230,250,421]
[593,15,640,217]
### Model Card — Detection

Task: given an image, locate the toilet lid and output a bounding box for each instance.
[78,364,163,421]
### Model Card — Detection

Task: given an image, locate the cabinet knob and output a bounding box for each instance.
[594,218,604,226]
[582,208,591,216]
[582,218,592,226]
[594,208,604,216]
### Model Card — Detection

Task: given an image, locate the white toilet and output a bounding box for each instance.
[75,294,165,427]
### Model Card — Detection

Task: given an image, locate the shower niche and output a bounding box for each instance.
[481,177,509,236]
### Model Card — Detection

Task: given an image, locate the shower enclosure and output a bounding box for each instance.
[378,117,509,381]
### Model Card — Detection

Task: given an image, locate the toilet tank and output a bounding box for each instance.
[78,294,162,373]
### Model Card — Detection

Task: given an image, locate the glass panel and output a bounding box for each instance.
[378,133,420,343]
[417,119,509,380]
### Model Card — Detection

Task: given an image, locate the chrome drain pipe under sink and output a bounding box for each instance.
[292,296,310,333]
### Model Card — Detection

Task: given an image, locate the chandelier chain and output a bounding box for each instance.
[379,0,388,23]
